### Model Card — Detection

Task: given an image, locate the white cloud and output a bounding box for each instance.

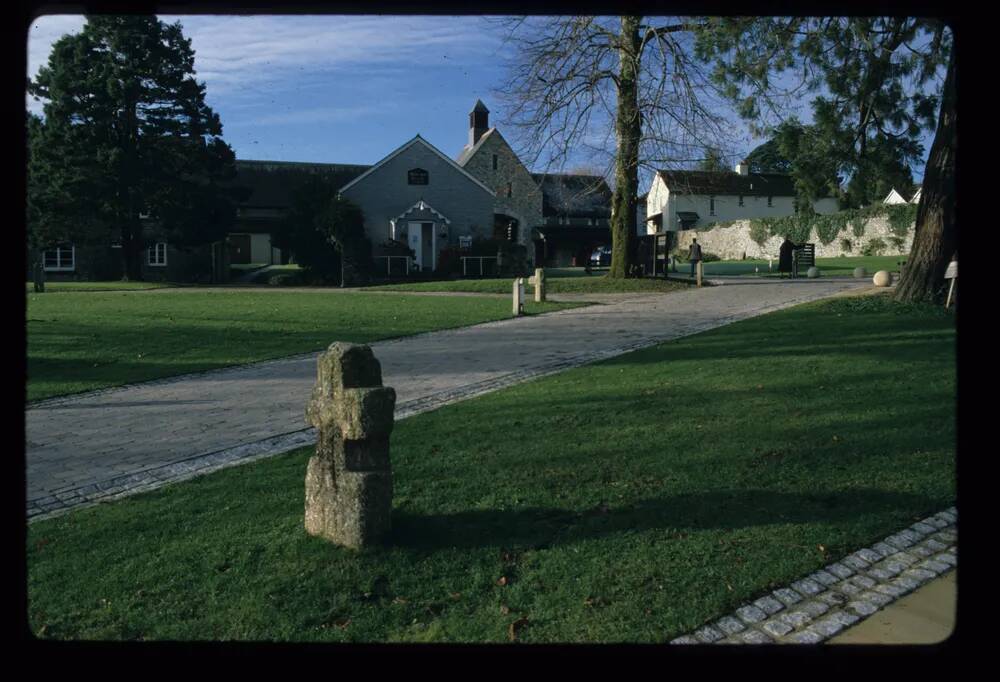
[28,14,500,91]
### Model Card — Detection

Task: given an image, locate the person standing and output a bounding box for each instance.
[778,238,796,278]
[688,238,703,278]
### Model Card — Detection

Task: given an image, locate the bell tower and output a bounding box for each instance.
[469,99,490,147]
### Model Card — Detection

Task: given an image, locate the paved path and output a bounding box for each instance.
[26,277,869,518]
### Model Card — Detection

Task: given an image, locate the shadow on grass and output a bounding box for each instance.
[390,488,934,551]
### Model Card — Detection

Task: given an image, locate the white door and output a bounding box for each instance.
[408,222,422,269]
[408,221,436,271]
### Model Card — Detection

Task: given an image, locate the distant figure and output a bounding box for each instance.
[688,238,703,278]
[778,238,796,278]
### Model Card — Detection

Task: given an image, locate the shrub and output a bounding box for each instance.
[840,238,853,253]
[862,238,887,257]
[268,273,303,286]
[749,221,770,247]
[700,252,721,262]
[888,236,906,251]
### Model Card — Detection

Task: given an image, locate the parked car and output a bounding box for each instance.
[590,247,612,267]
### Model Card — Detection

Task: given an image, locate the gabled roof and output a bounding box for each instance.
[339,134,496,196]
[530,173,613,219]
[232,160,370,208]
[883,188,909,204]
[456,127,498,166]
[657,169,800,197]
[394,199,451,224]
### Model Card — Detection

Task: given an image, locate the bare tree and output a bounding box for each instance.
[492,16,738,278]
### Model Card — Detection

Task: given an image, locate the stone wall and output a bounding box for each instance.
[673,213,914,260]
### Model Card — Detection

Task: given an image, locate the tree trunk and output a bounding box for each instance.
[894,49,956,303]
[609,15,642,279]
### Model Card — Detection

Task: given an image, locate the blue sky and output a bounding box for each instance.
[28,14,934,185]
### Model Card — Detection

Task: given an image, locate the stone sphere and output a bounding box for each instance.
[853,267,867,279]
[807,267,820,278]
[873,270,892,287]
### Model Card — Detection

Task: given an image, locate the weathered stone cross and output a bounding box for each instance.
[304,342,396,549]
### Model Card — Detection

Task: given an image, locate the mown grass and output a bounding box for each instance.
[26,293,956,642]
[25,290,579,402]
[369,274,692,295]
[695,255,907,278]
[25,280,177,292]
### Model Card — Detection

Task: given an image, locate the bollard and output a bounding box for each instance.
[696,260,704,287]
[533,268,545,302]
[304,343,396,549]
[513,277,525,316]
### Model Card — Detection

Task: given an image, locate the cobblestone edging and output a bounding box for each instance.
[26,285,862,522]
[669,507,958,645]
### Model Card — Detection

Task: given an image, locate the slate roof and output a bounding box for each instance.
[232,160,370,209]
[530,173,613,219]
[456,127,497,166]
[658,169,800,197]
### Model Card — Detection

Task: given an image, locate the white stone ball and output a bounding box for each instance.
[807,267,820,278]
[853,267,867,279]
[873,270,892,287]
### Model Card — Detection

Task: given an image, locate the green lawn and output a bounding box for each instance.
[694,255,907,278]
[25,280,177,292]
[26,290,578,402]
[369,272,692,295]
[27,293,955,642]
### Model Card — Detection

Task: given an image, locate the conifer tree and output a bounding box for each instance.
[27,15,241,280]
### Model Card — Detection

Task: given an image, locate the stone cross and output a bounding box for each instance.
[528,268,546,302]
[304,342,396,549]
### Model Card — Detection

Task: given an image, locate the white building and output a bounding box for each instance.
[882,188,910,205]
[643,161,840,234]
[883,185,922,205]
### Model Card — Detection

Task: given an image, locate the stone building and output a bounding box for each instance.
[30,100,618,281]
[456,100,544,259]
[340,134,497,273]
[228,160,370,266]
[28,233,229,284]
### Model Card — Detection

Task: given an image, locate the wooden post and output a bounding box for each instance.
[696,260,703,287]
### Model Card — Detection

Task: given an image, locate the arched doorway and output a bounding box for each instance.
[493,213,520,243]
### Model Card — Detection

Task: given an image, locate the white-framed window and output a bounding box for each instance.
[459,235,473,249]
[147,242,167,266]
[43,244,75,271]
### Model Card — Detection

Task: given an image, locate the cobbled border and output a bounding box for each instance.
[27,282,867,522]
[669,507,957,645]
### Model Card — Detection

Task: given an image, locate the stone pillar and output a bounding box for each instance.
[532,268,546,302]
[304,342,396,549]
[696,260,704,287]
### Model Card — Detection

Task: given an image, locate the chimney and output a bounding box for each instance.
[735,160,750,176]
[469,99,490,147]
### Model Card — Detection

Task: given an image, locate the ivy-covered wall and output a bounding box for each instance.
[674,204,916,260]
